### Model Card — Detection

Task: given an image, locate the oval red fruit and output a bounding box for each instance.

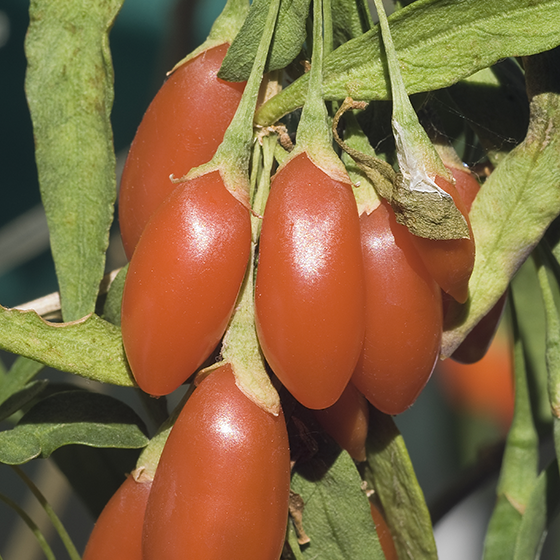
[121,172,251,395]
[119,44,246,259]
[410,175,475,304]
[255,153,366,410]
[313,382,369,462]
[82,474,151,560]
[352,201,442,415]
[142,365,291,560]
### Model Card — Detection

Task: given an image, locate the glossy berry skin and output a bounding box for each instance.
[445,166,507,364]
[82,475,151,560]
[142,365,291,560]
[121,172,251,396]
[313,382,369,462]
[119,43,246,259]
[352,201,442,415]
[410,175,475,304]
[255,153,366,410]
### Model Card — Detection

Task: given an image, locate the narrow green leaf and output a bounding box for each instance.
[483,496,523,560]
[364,407,438,560]
[291,441,385,560]
[25,0,123,321]
[0,357,44,407]
[219,0,311,82]
[0,307,134,387]
[513,461,560,560]
[13,466,81,560]
[102,265,127,327]
[0,492,56,560]
[510,258,553,429]
[442,60,560,358]
[0,391,148,464]
[483,298,539,560]
[536,247,560,418]
[535,247,560,474]
[255,0,560,125]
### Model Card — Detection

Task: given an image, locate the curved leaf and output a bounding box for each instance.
[219,0,311,81]
[255,0,560,125]
[0,391,148,465]
[25,0,124,321]
[513,461,560,560]
[0,380,49,423]
[364,408,438,560]
[0,306,134,387]
[290,440,385,560]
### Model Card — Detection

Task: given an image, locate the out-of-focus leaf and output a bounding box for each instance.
[0,381,48,423]
[364,407,438,560]
[0,307,134,387]
[25,0,123,321]
[442,53,560,358]
[255,0,560,125]
[482,298,539,559]
[511,258,553,430]
[219,0,311,81]
[290,440,385,560]
[536,246,560,470]
[0,391,148,465]
[513,461,560,560]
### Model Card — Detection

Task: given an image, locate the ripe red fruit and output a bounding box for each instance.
[352,201,442,415]
[142,365,291,560]
[255,152,366,410]
[118,43,246,259]
[410,175,475,304]
[121,172,251,395]
[444,165,507,364]
[313,382,369,462]
[82,474,151,560]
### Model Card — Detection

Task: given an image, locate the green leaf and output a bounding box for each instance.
[25,0,123,321]
[255,0,560,125]
[219,0,311,82]
[332,0,372,46]
[0,381,48,423]
[290,441,385,560]
[483,299,539,560]
[364,407,438,560]
[0,307,134,387]
[0,357,44,407]
[442,58,560,358]
[102,265,127,327]
[513,461,560,560]
[0,391,148,465]
[483,496,523,560]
